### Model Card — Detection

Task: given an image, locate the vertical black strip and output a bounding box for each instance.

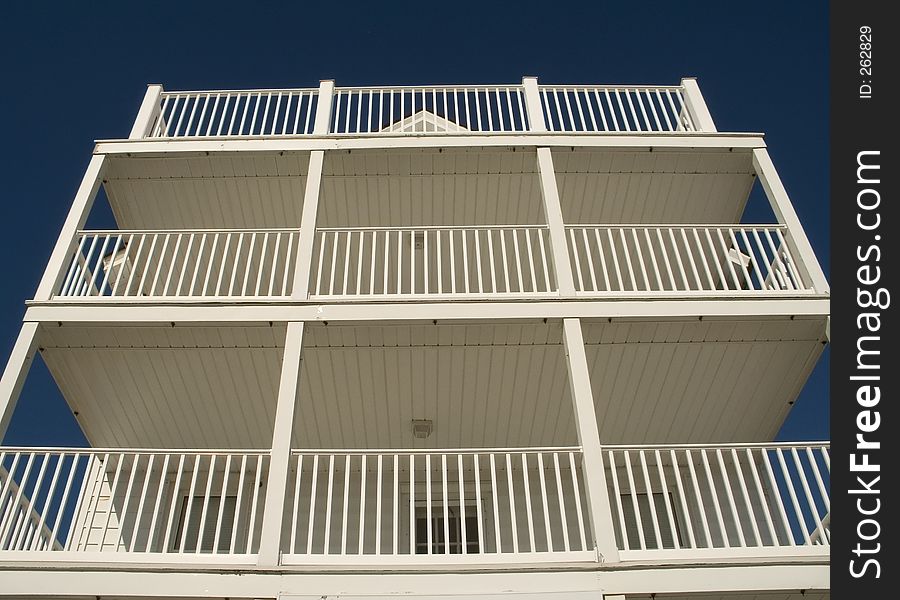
[832,0,896,594]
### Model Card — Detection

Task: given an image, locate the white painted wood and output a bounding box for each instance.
[537,148,576,295]
[34,155,106,301]
[313,81,335,135]
[0,323,38,439]
[752,149,829,294]
[257,322,304,566]
[680,78,716,132]
[521,77,546,133]
[129,85,164,140]
[562,318,619,563]
[292,151,324,299]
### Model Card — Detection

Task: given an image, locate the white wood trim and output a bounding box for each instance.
[752,148,829,294]
[22,298,831,324]
[292,151,325,299]
[93,133,767,156]
[0,323,39,438]
[521,77,547,133]
[129,85,164,140]
[537,148,576,295]
[313,80,335,135]
[680,78,716,132]
[257,322,305,566]
[562,318,619,563]
[34,155,106,301]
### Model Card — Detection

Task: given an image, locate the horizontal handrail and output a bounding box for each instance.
[603,443,830,553]
[566,225,811,294]
[0,449,269,555]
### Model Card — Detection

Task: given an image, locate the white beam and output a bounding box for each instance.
[23,298,832,325]
[0,323,39,439]
[312,80,335,136]
[292,150,325,299]
[257,321,305,566]
[521,77,547,132]
[33,155,106,301]
[537,148,576,295]
[681,78,717,132]
[128,84,164,139]
[93,133,767,155]
[562,318,619,563]
[752,148,830,294]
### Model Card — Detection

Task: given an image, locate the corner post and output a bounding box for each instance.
[562,318,620,563]
[129,84,164,139]
[34,155,106,301]
[537,148,576,295]
[257,321,305,566]
[0,323,39,440]
[312,80,335,136]
[291,151,325,300]
[752,148,830,293]
[521,76,547,132]
[680,77,717,132]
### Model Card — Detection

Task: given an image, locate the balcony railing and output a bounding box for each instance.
[310,226,556,299]
[141,82,714,138]
[0,443,828,566]
[567,225,812,295]
[603,443,830,559]
[52,225,815,302]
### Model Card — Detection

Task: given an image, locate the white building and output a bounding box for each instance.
[0,78,830,600]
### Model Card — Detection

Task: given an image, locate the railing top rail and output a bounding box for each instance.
[76,227,301,235]
[539,84,685,90]
[333,84,524,92]
[565,223,790,229]
[291,446,582,454]
[315,224,550,233]
[0,446,272,454]
[161,87,319,96]
[604,441,830,451]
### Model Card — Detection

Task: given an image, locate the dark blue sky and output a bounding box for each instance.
[0,1,829,446]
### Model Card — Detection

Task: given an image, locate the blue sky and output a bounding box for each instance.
[0,1,829,445]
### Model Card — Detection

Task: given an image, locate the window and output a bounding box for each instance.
[173,495,237,553]
[620,492,683,550]
[415,505,479,554]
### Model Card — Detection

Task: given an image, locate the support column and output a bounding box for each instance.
[34,155,106,301]
[680,77,717,132]
[128,84,164,139]
[0,323,39,439]
[292,151,325,300]
[312,79,335,136]
[257,321,305,566]
[521,76,547,132]
[537,148,576,295]
[752,148,830,294]
[562,318,620,563]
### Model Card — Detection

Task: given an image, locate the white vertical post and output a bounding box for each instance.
[536,148,576,295]
[129,84,164,139]
[521,76,546,132]
[257,321,305,566]
[292,151,325,299]
[680,78,717,132]
[752,148,829,293]
[562,317,620,563]
[34,155,106,301]
[313,80,335,135]
[0,323,39,439]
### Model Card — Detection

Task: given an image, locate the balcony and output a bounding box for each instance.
[139,81,708,141]
[51,224,814,302]
[0,442,829,568]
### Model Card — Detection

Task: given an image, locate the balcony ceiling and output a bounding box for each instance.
[102,147,754,231]
[36,317,825,450]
